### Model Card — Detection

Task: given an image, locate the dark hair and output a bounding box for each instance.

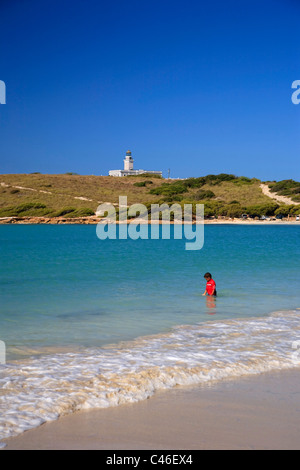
[204,272,212,279]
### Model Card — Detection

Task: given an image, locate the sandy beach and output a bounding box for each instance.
[0,216,299,224]
[3,368,300,450]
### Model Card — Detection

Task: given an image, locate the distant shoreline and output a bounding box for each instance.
[0,216,299,225]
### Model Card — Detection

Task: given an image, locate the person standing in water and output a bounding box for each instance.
[202,272,217,296]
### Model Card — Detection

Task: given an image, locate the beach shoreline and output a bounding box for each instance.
[0,216,299,225]
[3,368,300,450]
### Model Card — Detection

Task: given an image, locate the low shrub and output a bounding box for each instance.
[149,181,188,196]
[133,180,153,187]
[53,207,77,217]
[71,208,95,217]
[0,203,49,217]
[194,190,216,200]
[53,207,95,217]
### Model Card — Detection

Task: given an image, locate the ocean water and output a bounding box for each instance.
[0,224,300,444]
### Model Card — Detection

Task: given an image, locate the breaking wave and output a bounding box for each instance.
[1,309,300,445]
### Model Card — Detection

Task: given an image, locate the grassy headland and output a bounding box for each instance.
[0,173,299,219]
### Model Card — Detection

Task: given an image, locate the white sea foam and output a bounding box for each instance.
[0,309,300,444]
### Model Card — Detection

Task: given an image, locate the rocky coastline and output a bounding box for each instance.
[0,216,101,224]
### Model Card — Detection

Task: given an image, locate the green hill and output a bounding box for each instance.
[0,173,299,219]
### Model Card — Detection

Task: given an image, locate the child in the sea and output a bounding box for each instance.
[202,272,217,296]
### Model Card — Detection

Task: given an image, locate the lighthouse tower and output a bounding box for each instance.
[124,150,134,171]
[109,149,162,177]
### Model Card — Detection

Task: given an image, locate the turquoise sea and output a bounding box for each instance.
[0,224,300,444]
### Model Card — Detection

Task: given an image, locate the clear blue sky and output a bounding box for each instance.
[0,0,299,180]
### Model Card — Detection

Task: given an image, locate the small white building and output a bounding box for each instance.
[109,150,162,177]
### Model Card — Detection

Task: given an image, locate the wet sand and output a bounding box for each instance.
[3,368,300,450]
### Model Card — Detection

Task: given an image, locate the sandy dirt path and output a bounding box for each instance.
[260,183,300,205]
[0,181,105,205]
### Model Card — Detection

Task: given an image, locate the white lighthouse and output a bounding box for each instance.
[109,150,162,177]
[123,150,134,171]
